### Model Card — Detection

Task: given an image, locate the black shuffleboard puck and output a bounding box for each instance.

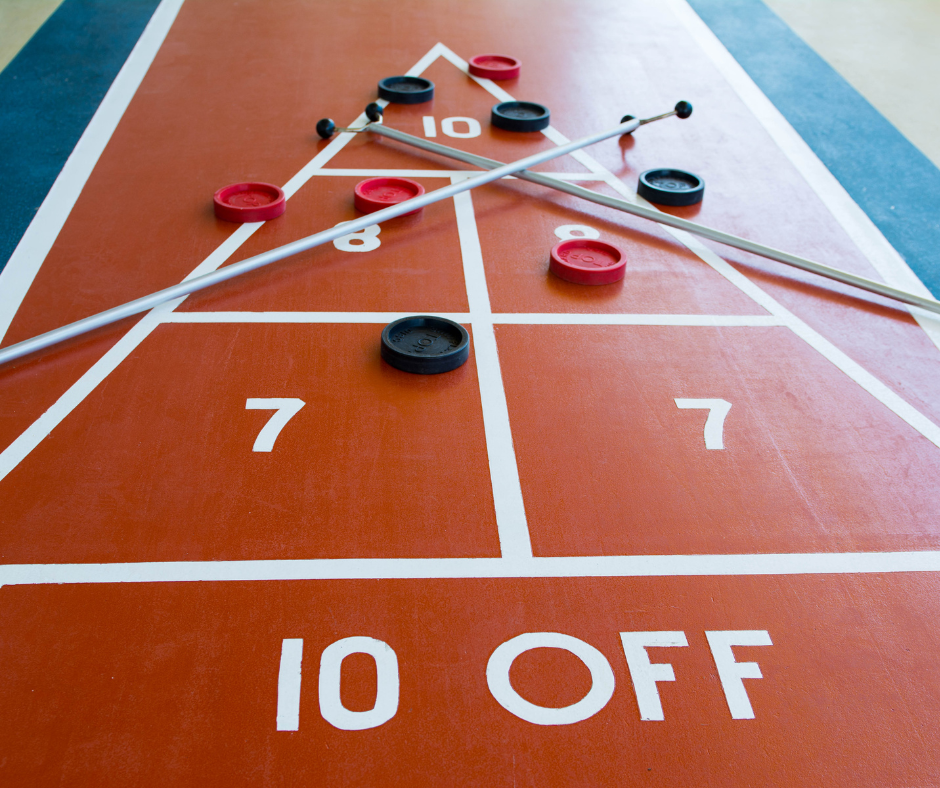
[491,101,550,132]
[381,316,470,374]
[378,76,435,104]
[637,168,705,207]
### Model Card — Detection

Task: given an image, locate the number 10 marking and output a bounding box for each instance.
[245,398,306,452]
[674,399,731,450]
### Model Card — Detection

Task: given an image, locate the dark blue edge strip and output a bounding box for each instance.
[687,0,940,297]
[2,0,938,296]
[0,0,162,275]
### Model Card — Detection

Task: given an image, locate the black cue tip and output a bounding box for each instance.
[316,118,337,139]
[675,100,693,119]
[365,102,384,123]
[619,114,637,135]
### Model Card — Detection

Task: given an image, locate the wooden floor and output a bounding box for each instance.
[1,0,939,784]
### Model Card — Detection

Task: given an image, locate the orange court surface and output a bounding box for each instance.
[1,0,940,785]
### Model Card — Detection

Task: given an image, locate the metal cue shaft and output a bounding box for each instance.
[370,123,940,317]
[0,116,643,367]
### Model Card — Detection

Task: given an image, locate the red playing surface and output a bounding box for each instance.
[2,0,940,784]
[0,323,499,562]
[1,575,939,786]
[498,324,940,556]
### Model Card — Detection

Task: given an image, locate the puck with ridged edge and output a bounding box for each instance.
[378,76,435,104]
[381,316,470,374]
[491,101,550,132]
[213,182,286,223]
[550,238,626,285]
[468,54,521,80]
[637,168,704,206]
[354,177,425,215]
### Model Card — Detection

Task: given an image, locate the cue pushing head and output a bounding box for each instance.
[365,102,384,123]
[623,100,694,134]
[316,118,337,139]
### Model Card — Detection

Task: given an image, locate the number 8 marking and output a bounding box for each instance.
[674,399,731,450]
[554,224,600,241]
[333,223,381,252]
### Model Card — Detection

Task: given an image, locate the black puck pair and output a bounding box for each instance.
[381,316,470,374]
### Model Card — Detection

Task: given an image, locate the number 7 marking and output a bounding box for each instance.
[674,399,731,450]
[245,398,306,452]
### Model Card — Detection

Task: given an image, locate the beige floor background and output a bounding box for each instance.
[1,0,938,168]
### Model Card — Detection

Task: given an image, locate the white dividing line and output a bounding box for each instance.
[2,551,940,586]
[307,169,607,181]
[162,312,780,326]
[162,312,472,324]
[0,0,186,345]
[492,314,782,326]
[667,0,940,353]
[452,176,533,559]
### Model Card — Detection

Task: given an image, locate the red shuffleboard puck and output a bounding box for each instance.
[354,177,426,215]
[549,238,626,285]
[468,54,521,80]
[213,182,286,223]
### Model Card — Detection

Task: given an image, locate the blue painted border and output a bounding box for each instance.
[0,0,161,273]
[687,0,940,296]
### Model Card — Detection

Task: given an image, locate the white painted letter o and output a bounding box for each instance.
[486,632,615,725]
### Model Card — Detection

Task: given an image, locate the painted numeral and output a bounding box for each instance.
[276,639,304,731]
[333,223,381,252]
[554,224,600,241]
[422,115,482,139]
[674,398,732,450]
[245,398,305,452]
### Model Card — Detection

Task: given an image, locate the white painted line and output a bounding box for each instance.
[307,169,607,181]
[0,0,186,345]
[2,551,940,587]
[452,176,533,559]
[162,312,778,327]
[162,312,473,324]
[667,0,940,353]
[492,314,782,326]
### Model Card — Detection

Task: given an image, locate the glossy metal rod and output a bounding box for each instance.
[0,114,651,367]
[369,123,940,317]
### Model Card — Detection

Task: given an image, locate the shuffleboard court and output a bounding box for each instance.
[1,0,939,783]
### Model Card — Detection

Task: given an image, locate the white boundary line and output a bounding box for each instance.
[308,169,606,181]
[453,177,533,558]
[0,0,186,345]
[2,551,939,586]
[163,312,781,326]
[666,0,940,352]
